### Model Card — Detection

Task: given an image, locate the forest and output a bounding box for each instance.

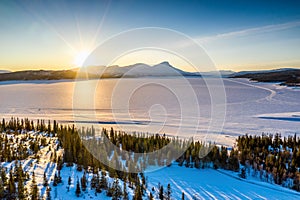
[0,117,300,199]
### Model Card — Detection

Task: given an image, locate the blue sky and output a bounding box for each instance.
[0,0,300,71]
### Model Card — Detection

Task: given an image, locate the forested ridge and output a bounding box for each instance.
[231,69,300,86]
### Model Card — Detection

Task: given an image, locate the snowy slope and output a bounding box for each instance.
[4,161,297,200]
[146,164,299,200]
[1,130,299,200]
[50,163,300,199]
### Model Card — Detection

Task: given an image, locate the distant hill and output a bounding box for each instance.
[200,70,235,77]
[0,70,10,74]
[0,70,99,81]
[230,68,300,86]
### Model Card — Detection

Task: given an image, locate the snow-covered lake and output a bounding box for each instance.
[0,78,299,146]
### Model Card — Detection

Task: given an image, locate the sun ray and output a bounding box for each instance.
[17,1,80,54]
[89,0,111,49]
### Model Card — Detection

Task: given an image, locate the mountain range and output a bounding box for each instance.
[0,62,299,86]
[0,62,199,81]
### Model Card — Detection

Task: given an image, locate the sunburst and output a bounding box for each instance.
[73,50,90,67]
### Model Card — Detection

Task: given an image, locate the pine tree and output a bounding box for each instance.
[68,176,72,186]
[123,180,129,200]
[106,185,113,197]
[81,173,87,191]
[149,192,154,200]
[53,174,58,186]
[90,175,97,189]
[112,178,122,200]
[31,173,39,200]
[140,173,146,195]
[100,171,108,190]
[43,172,48,187]
[17,176,25,199]
[75,180,81,197]
[46,186,51,200]
[48,120,51,133]
[159,185,164,200]
[166,183,171,200]
[1,118,5,131]
[132,183,142,200]
[53,120,57,134]
[0,179,5,199]
[1,168,7,186]
[8,170,16,199]
[241,167,246,179]
[65,176,71,192]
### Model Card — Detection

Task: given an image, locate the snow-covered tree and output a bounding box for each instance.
[75,180,81,197]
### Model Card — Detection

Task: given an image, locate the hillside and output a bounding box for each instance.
[0,70,10,74]
[0,69,106,82]
[230,68,300,86]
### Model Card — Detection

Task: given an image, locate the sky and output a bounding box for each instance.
[0,0,300,72]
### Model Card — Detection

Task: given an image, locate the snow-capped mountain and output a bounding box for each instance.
[81,62,198,77]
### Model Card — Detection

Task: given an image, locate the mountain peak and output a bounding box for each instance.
[97,61,199,77]
[158,61,171,66]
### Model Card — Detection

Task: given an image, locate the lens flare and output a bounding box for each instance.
[73,50,90,67]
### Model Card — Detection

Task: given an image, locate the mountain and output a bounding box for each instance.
[82,61,198,77]
[230,68,300,86]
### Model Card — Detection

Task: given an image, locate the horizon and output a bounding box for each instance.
[0,0,300,72]
[1,60,300,73]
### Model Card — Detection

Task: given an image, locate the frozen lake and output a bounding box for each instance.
[0,77,299,146]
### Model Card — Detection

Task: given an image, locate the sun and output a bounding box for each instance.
[73,50,90,67]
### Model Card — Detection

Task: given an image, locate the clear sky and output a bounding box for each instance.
[0,0,300,72]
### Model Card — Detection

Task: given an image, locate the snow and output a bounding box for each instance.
[49,165,116,200]
[2,159,299,199]
[0,76,300,198]
[146,164,300,200]
[1,129,300,199]
[0,77,299,147]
